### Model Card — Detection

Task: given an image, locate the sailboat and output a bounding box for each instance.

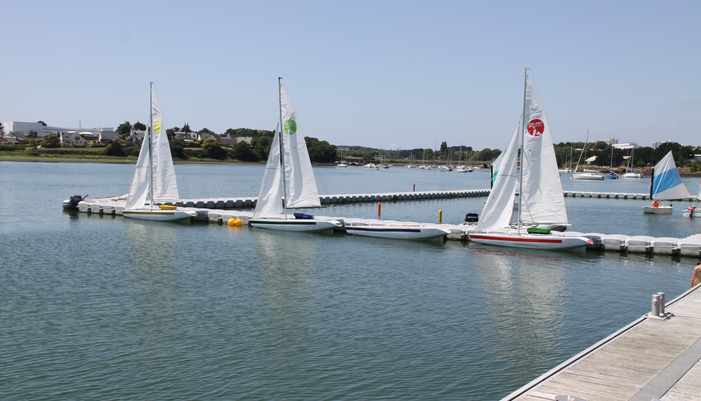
[643,151,692,214]
[248,78,340,232]
[619,144,642,179]
[572,133,605,180]
[123,82,193,222]
[468,69,591,250]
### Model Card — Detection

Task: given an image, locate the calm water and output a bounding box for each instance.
[1,162,699,400]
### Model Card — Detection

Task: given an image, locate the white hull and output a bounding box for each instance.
[643,205,673,215]
[573,172,605,181]
[345,224,449,240]
[123,209,194,222]
[623,172,642,179]
[469,232,591,250]
[683,211,700,218]
[249,217,339,232]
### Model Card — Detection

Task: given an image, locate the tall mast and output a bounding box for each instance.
[148,81,155,209]
[517,67,528,231]
[277,77,288,216]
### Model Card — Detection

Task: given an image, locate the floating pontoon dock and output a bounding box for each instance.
[173,190,697,210]
[70,190,701,258]
[501,283,701,401]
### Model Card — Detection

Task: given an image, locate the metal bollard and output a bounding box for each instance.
[651,294,661,317]
[650,292,666,318]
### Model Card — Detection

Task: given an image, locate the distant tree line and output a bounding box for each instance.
[555,141,701,170]
[107,122,338,163]
[338,141,501,163]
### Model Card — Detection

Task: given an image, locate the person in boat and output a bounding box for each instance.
[650,199,661,208]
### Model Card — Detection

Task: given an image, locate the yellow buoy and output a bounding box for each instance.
[227,217,242,227]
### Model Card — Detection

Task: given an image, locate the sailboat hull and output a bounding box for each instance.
[469,232,591,250]
[345,224,449,240]
[123,209,194,222]
[573,172,605,180]
[643,205,673,215]
[249,218,339,232]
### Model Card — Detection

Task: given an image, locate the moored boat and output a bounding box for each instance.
[249,78,340,232]
[344,222,449,240]
[573,171,605,180]
[469,231,591,250]
[470,68,588,250]
[123,82,191,222]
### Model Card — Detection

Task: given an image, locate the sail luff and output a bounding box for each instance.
[477,125,520,232]
[253,126,285,217]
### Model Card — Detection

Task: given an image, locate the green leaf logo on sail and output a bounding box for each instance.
[284,117,297,135]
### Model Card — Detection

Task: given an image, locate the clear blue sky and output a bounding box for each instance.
[2,0,699,149]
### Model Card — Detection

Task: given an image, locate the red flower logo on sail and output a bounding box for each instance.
[527,118,544,136]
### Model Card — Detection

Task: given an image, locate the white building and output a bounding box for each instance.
[2,121,115,144]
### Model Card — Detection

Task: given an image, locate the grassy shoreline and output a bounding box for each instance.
[0,153,264,165]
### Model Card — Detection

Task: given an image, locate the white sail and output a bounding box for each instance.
[651,151,691,200]
[254,126,285,217]
[125,131,152,210]
[279,83,321,208]
[124,83,179,211]
[519,77,568,225]
[477,125,520,232]
[150,89,179,203]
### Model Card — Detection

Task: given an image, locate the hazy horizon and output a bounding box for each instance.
[2,1,699,149]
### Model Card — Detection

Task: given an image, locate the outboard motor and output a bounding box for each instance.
[464,213,479,224]
[63,194,86,210]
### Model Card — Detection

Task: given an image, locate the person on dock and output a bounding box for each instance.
[693,263,701,288]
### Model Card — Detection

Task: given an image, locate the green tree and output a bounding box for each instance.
[305,137,336,163]
[231,141,258,161]
[41,134,60,148]
[251,135,273,159]
[202,138,227,160]
[133,121,147,131]
[182,123,192,133]
[170,140,187,160]
[440,141,448,158]
[116,121,132,139]
[103,141,127,156]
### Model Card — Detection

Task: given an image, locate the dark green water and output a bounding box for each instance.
[1,162,698,400]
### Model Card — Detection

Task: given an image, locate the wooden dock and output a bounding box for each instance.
[501,284,701,401]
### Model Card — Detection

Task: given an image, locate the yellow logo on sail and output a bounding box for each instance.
[152,119,161,135]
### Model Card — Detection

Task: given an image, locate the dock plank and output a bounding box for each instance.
[503,285,701,401]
